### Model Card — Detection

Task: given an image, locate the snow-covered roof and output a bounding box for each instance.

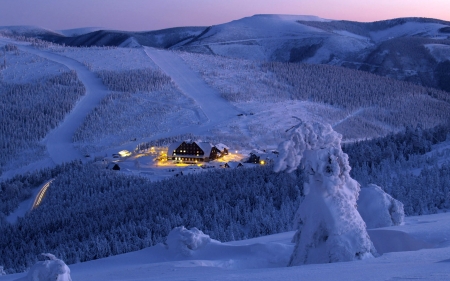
[168,141,183,155]
[215,143,229,151]
[225,161,243,169]
[107,163,120,170]
[196,142,214,154]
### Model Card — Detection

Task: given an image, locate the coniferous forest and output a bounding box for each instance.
[1,123,450,273]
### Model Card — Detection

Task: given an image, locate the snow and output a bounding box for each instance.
[0,37,111,165]
[118,37,140,48]
[13,254,72,281]
[370,22,447,42]
[0,41,68,83]
[274,121,375,265]
[425,44,450,62]
[358,184,405,229]
[56,27,103,37]
[0,26,60,36]
[55,47,159,71]
[144,47,241,124]
[333,30,369,40]
[2,212,450,280]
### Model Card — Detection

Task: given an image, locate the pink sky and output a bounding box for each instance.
[0,0,449,31]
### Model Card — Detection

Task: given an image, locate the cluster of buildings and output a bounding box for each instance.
[167,140,229,163]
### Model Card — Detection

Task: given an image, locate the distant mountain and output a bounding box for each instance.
[0,25,62,37]
[38,26,207,49]
[174,15,450,92]
[4,15,450,92]
[56,27,104,37]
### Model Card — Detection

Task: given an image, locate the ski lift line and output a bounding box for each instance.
[32,179,55,210]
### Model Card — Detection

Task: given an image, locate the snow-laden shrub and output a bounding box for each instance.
[14,253,71,281]
[166,226,212,257]
[275,120,376,265]
[357,184,405,229]
[0,265,5,275]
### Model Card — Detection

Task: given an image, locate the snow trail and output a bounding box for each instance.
[144,47,242,124]
[0,38,110,165]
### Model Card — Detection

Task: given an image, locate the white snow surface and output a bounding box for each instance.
[0,37,111,165]
[370,22,447,42]
[144,47,241,124]
[358,184,405,229]
[13,254,72,281]
[55,47,159,71]
[2,213,450,281]
[0,26,60,36]
[425,44,450,62]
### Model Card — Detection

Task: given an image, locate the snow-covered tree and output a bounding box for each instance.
[0,265,5,275]
[357,184,405,229]
[274,120,377,265]
[14,253,72,281]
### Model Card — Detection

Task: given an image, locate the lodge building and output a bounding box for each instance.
[167,141,224,163]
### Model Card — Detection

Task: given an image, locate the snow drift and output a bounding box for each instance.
[166,226,213,257]
[358,184,405,229]
[274,120,376,265]
[14,253,71,281]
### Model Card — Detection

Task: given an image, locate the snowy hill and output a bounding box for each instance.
[1,213,450,280]
[39,26,207,49]
[4,15,449,91]
[0,25,62,37]
[1,15,450,281]
[56,27,104,37]
[176,16,450,91]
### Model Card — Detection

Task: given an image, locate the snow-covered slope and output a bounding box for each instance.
[174,16,450,91]
[1,213,450,281]
[57,27,103,37]
[0,26,62,37]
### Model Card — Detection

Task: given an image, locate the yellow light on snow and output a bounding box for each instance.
[260,160,265,165]
[118,150,132,157]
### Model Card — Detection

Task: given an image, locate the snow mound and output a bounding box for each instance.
[14,253,71,281]
[368,229,433,254]
[358,184,405,229]
[166,227,212,256]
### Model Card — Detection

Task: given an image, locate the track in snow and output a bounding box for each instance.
[144,47,242,125]
[0,39,110,165]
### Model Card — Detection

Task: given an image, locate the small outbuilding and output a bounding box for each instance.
[107,163,121,171]
[224,161,243,169]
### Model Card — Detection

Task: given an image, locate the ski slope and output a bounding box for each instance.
[144,47,242,123]
[0,37,110,165]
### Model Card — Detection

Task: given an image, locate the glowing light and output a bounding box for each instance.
[32,179,55,210]
[119,150,132,157]
[260,160,265,165]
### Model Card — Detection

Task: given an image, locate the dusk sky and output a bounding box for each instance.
[0,0,449,31]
